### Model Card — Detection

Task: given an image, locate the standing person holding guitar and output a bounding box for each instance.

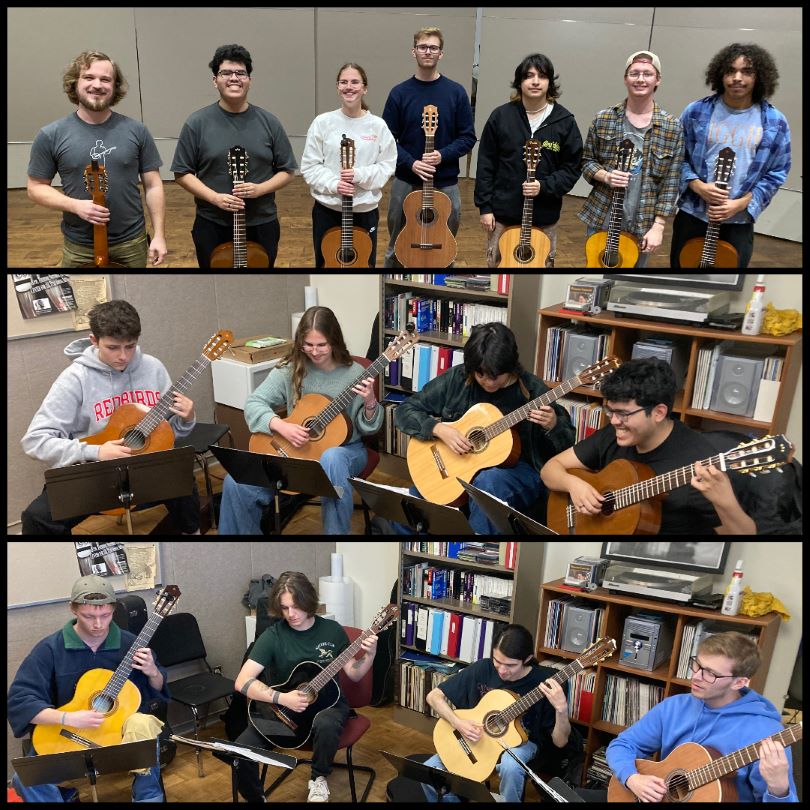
[381,27,476,268]
[670,43,791,268]
[301,63,397,267]
[26,50,167,267]
[475,54,583,268]
[8,575,169,802]
[172,44,297,268]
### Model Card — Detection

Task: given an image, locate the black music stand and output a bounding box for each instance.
[349,478,475,535]
[497,743,584,803]
[458,479,558,535]
[44,447,195,535]
[12,739,157,803]
[381,751,497,803]
[210,445,339,534]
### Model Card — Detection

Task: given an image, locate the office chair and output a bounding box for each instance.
[149,612,235,777]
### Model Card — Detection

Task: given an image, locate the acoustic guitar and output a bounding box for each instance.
[321,134,373,267]
[584,138,640,268]
[32,585,181,756]
[607,722,802,803]
[434,638,617,782]
[249,603,399,749]
[249,327,419,461]
[80,159,126,268]
[547,433,794,535]
[210,145,271,267]
[394,105,457,268]
[496,139,551,268]
[407,356,620,506]
[679,146,739,268]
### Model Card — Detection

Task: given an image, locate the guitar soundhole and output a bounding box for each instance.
[515,245,535,264]
[338,247,357,265]
[601,250,620,269]
[483,713,508,737]
[299,683,317,705]
[91,693,116,715]
[418,208,436,226]
[303,419,323,441]
[467,428,487,453]
[666,771,691,801]
[601,492,615,516]
[124,429,147,450]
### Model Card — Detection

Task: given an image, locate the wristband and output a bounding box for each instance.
[62,711,68,726]
[240,677,258,697]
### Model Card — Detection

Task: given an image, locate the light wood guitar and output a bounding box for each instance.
[496,139,551,267]
[434,638,617,782]
[79,159,126,268]
[407,356,620,505]
[249,327,419,460]
[32,585,181,756]
[679,146,739,268]
[321,134,373,267]
[585,138,640,268]
[394,105,457,268]
[608,722,802,802]
[547,433,794,534]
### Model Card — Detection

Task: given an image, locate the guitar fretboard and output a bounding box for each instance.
[699,181,728,268]
[233,208,248,268]
[307,624,381,694]
[498,659,583,724]
[603,185,628,267]
[518,163,535,249]
[421,133,435,213]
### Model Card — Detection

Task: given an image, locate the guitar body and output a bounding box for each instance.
[394,189,457,268]
[433,688,525,781]
[496,225,551,268]
[679,237,739,268]
[80,260,127,268]
[546,459,662,535]
[79,403,174,455]
[321,226,373,268]
[32,670,142,755]
[248,393,352,461]
[607,743,736,803]
[584,230,640,268]
[209,241,271,268]
[406,402,521,505]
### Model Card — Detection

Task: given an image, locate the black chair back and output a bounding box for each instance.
[150,612,208,668]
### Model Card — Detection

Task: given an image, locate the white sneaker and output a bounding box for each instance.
[307,776,330,803]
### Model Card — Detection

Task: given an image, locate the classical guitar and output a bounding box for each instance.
[407,356,620,505]
[80,159,126,268]
[32,585,181,756]
[249,603,400,749]
[394,105,457,268]
[210,145,271,267]
[249,327,419,461]
[547,433,794,535]
[585,138,640,268]
[679,146,739,268]
[496,139,551,268]
[321,134,373,267]
[608,722,802,803]
[434,638,617,782]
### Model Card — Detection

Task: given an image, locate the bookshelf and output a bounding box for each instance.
[536,578,782,786]
[394,541,545,735]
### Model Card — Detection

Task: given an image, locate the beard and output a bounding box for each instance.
[78,90,113,112]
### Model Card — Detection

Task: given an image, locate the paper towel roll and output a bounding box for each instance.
[291,311,304,338]
[319,576,355,627]
[331,553,343,581]
[304,286,318,309]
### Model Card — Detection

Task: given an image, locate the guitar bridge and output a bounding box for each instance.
[60,729,102,749]
[270,440,290,458]
[268,704,298,731]
[430,444,450,479]
[452,730,477,763]
[409,243,444,250]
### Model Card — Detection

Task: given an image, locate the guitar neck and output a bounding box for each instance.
[307,626,377,694]
[518,166,534,247]
[498,659,584,725]
[233,209,247,268]
[604,185,628,264]
[341,192,354,249]
[92,191,110,266]
[699,181,726,268]
[422,134,435,208]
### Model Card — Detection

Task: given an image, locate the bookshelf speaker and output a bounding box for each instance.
[710,355,763,417]
[561,333,601,381]
[561,605,598,653]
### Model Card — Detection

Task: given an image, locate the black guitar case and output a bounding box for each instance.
[370,580,398,706]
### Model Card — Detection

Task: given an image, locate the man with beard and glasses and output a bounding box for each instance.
[27,51,167,267]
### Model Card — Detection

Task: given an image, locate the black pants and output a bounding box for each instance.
[669,209,754,268]
[311,202,379,268]
[21,485,200,535]
[234,701,350,802]
[191,215,280,268]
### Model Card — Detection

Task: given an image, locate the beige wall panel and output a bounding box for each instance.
[483,7,654,24]
[652,7,801,31]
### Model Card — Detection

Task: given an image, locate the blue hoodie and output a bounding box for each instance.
[607,690,798,802]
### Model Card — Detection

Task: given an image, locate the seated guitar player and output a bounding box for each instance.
[541,357,755,534]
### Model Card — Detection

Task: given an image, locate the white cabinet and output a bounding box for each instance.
[211,357,281,410]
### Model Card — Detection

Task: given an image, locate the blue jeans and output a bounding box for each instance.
[421,739,538,802]
[217,443,368,535]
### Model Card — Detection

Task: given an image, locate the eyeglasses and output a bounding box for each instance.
[604,406,647,423]
[337,79,364,87]
[689,656,738,684]
[415,44,442,54]
[627,71,657,79]
[217,70,249,79]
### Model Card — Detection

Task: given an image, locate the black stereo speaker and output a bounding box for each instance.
[561,605,598,653]
[561,333,601,381]
[710,355,763,417]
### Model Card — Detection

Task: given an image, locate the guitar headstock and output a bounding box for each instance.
[340,134,356,171]
[203,330,234,361]
[524,139,541,174]
[576,356,621,387]
[83,159,108,195]
[228,145,248,183]
[422,105,439,138]
[616,138,635,173]
[370,603,400,634]
[153,585,182,617]
[714,146,736,186]
[578,637,617,668]
[383,326,420,362]
[723,434,794,475]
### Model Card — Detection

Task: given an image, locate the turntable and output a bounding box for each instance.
[607,284,730,324]
[603,563,712,603]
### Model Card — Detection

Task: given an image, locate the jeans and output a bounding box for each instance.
[217,443,368,535]
[62,232,149,268]
[584,225,649,267]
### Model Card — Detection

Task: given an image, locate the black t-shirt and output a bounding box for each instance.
[573,419,722,534]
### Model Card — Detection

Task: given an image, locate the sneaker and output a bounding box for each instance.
[307,776,330,803]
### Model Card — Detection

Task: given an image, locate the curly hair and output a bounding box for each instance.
[510,53,561,102]
[705,43,779,102]
[87,300,141,341]
[63,51,128,106]
[600,357,676,417]
[209,43,253,76]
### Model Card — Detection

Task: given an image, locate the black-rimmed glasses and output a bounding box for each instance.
[689,656,737,684]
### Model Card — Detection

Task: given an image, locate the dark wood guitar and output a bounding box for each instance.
[210,145,270,267]
[394,105,457,267]
[434,638,617,782]
[608,722,802,802]
[32,586,181,755]
[585,138,640,268]
[321,134,373,267]
[547,433,794,534]
[679,146,739,268]
[80,159,126,268]
[407,357,620,505]
[249,604,399,749]
[249,327,418,461]
[496,139,551,267]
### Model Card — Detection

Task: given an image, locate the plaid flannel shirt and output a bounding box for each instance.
[578,100,684,238]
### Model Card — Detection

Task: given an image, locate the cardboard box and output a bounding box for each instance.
[226,335,293,364]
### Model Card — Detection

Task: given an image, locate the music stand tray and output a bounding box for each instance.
[458,479,558,535]
[349,478,475,535]
[381,751,497,803]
